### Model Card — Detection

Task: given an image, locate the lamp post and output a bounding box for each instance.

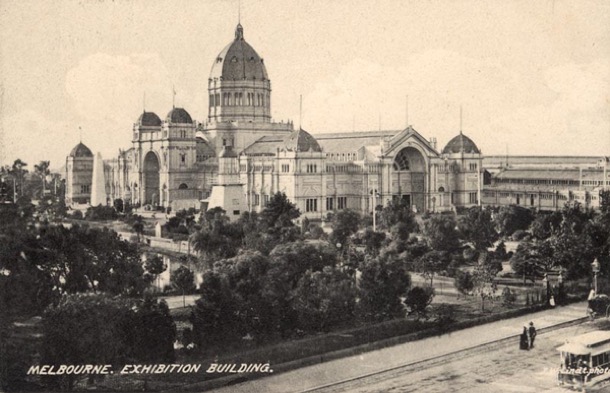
[370,189,379,232]
[592,258,600,295]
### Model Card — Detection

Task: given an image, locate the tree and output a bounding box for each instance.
[404,286,435,320]
[360,227,386,256]
[264,241,339,333]
[145,255,167,290]
[330,209,361,247]
[357,252,411,322]
[190,271,238,347]
[458,206,498,251]
[214,251,273,339]
[34,160,51,198]
[10,159,28,199]
[126,297,176,363]
[132,215,144,242]
[415,250,450,286]
[471,258,498,311]
[260,192,300,232]
[453,270,474,296]
[530,211,562,240]
[190,209,242,264]
[493,205,534,237]
[40,294,133,390]
[171,266,195,307]
[423,214,460,253]
[378,198,418,232]
[291,266,357,331]
[511,239,554,284]
[41,293,176,390]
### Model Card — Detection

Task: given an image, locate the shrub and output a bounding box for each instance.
[454,270,474,296]
[404,286,435,320]
[85,205,117,221]
[501,286,516,306]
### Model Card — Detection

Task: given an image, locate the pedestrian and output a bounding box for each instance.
[520,326,529,350]
[528,322,537,349]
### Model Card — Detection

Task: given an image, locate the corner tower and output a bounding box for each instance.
[208,23,271,123]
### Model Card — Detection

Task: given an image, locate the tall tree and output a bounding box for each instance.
[34,160,51,198]
[357,252,411,322]
[458,206,498,251]
[171,266,195,307]
[260,192,300,232]
[378,198,418,232]
[471,257,498,311]
[10,159,27,199]
[493,205,535,237]
[423,214,461,253]
[330,209,361,248]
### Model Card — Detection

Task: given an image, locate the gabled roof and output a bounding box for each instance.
[314,130,398,154]
[383,126,441,157]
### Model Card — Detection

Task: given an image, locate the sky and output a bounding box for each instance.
[0,0,609,171]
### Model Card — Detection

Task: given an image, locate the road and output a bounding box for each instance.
[201,303,591,393]
[309,320,610,393]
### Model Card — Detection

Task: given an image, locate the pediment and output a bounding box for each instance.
[383,127,440,158]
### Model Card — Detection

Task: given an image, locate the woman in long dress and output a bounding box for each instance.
[520,326,529,350]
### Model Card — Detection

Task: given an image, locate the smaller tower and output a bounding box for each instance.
[206,139,247,221]
[65,142,94,205]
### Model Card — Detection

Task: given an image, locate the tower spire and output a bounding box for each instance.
[459,105,463,134]
[405,94,409,128]
[172,85,176,108]
[299,94,303,130]
[143,92,146,112]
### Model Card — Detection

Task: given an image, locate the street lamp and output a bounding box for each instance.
[592,258,600,294]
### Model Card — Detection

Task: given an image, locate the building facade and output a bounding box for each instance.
[64,23,493,218]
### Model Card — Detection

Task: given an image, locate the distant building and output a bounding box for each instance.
[482,157,609,210]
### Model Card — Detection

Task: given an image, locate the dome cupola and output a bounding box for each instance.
[208,24,271,123]
[137,111,162,127]
[442,132,480,154]
[166,107,193,124]
[69,142,93,158]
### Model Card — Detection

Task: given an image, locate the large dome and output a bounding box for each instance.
[137,111,162,127]
[442,133,480,154]
[166,107,193,124]
[209,24,269,81]
[69,142,93,158]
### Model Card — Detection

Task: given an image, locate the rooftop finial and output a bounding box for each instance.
[460,105,462,135]
[235,21,244,40]
[172,85,176,108]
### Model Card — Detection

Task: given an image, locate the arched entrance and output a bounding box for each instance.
[143,151,160,206]
[392,146,427,211]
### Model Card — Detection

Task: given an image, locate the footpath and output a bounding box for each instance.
[206,302,588,393]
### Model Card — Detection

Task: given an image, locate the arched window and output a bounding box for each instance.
[393,149,410,170]
[178,183,188,190]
